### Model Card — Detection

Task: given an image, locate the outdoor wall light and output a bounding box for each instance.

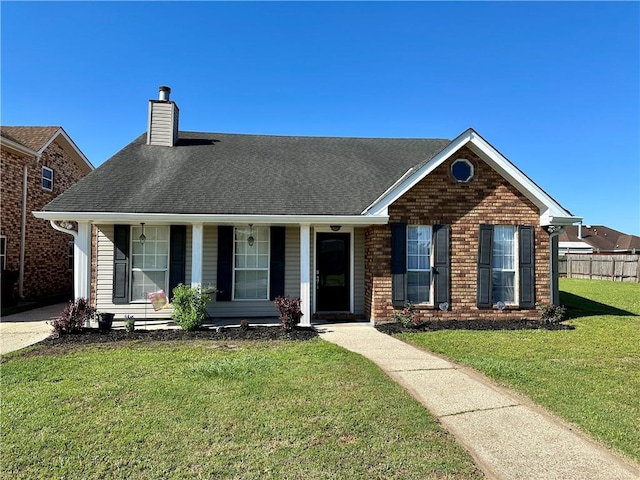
[330,225,341,232]
[247,224,255,247]
[139,222,146,245]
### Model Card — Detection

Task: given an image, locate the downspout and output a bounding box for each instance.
[547,226,564,305]
[18,163,30,298]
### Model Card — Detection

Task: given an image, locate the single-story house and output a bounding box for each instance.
[34,86,581,325]
[559,224,640,255]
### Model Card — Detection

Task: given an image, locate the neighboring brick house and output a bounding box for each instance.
[1,127,93,305]
[35,87,580,324]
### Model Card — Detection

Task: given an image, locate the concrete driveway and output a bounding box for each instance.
[0,303,64,355]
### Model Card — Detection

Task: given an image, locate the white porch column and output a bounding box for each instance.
[191,223,204,289]
[299,224,311,327]
[75,221,91,300]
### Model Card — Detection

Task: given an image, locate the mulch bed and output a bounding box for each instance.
[375,319,574,335]
[38,325,318,348]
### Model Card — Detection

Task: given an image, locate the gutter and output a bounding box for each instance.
[32,211,390,226]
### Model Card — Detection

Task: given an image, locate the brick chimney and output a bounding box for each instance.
[147,86,179,146]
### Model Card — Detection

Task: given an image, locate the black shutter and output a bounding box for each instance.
[477,224,493,308]
[113,225,130,304]
[216,226,234,301]
[391,223,407,307]
[433,225,450,309]
[270,226,286,300]
[169,225,187,300]
[518,225,535,308]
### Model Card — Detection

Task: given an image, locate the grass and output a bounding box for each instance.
[1,339,483,480]
[397,278,640,462]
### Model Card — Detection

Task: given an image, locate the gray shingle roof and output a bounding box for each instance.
[44,131,450,216]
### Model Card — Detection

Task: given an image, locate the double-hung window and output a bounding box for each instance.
[492,226,516,304]
[234,226,269,300]
[42,166,53,191]
[407,225,432,304]
[130,225,169,301]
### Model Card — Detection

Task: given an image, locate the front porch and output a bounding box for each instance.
[68,219,377,326]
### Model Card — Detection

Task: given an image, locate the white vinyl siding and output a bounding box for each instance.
[205,226,299,318]
[148,102,178,147]
[353,228,365,315]
[95,225,174,318]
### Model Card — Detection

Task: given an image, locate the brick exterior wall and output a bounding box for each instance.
[1,140,88,301]
[365,146,550,323]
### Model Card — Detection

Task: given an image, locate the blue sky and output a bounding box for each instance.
[2,1,639,235]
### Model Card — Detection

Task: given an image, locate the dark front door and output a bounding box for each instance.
[316,232,350,311]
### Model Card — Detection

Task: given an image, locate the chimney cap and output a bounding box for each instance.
[158,86,171,101]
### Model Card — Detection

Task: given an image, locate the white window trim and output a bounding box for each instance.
[491,225,519,306]
[406,225,434,306]
[451,158,474,183]
[232,226,270,301]
[42,166,54,191]
[129,225,170,303]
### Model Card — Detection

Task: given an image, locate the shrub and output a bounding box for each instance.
[124,315,135,333]
[171,284,214,331]
[50,298,95,337]
[536,302,567,324]
[392,302,423,328]
[274,295,302,331]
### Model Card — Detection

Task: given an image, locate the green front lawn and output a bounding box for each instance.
[398,279,640,462]
[1,340,482,480]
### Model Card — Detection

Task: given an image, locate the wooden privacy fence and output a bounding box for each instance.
[559,254,640,282]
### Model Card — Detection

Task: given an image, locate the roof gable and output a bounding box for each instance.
[1,126,59,151]
[0,126,93,173]
[363,128,580,226]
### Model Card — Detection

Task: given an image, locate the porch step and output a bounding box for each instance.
[313,313,366,322]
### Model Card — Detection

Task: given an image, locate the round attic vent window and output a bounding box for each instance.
[451,158,474,183]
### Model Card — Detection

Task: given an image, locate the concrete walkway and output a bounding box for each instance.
[0,303,63,355]
[318,322,640,480]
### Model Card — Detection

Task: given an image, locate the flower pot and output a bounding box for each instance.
[98,313,114,332]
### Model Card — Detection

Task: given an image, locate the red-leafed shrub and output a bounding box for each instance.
[50,298,95,337]
[274,295,303,331]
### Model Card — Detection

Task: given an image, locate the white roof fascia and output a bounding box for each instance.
[39,127,94,171]
[559,241,591,249]
[0,136,40,158]
[32,211,390,226]
[364,128,581,226]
